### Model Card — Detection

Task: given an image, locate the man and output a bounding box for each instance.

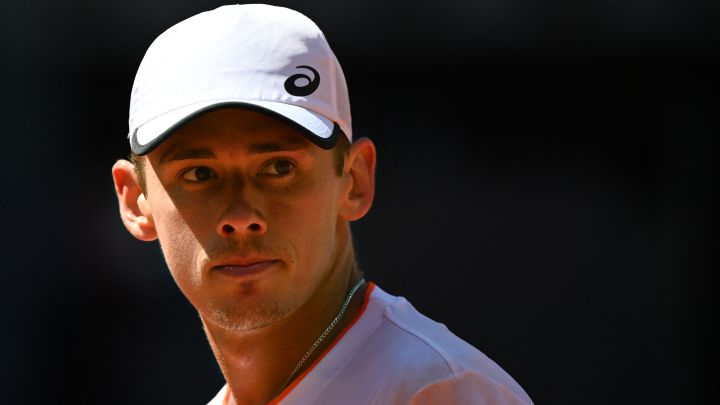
[112,4,533,404]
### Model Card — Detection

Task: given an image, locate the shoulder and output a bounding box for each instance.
[359,285,533,404]
[409,371,533,405]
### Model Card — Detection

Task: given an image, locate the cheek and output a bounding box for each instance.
[266,176,341,262]
[151,199,206,286]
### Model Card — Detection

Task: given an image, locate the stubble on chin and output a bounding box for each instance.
[205,282,292,332]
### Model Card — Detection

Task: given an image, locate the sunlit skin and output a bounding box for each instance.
[112,108,376,405]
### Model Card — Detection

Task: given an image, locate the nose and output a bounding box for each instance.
[216,184,267,237]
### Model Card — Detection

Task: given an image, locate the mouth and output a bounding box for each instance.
[211,259,279,278]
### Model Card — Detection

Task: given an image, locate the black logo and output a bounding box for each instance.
[284,65,320,96]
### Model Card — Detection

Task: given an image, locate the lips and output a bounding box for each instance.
[211,259,279,277]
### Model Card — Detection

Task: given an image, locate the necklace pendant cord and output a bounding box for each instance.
[278,277,366,393]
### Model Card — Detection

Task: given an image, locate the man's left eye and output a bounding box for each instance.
[260,159,295,176]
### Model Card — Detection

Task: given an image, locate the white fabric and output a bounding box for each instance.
[129,4,352,151]
[208,284,533,405]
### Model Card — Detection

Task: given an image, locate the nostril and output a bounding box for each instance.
[248,223,261,232]
[222,224,235,233]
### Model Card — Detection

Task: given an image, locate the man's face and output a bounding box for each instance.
[140,108,351,331]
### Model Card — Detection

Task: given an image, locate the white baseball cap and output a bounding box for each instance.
[128,4,352,155]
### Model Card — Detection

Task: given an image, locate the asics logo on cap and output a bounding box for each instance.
[284,65,320,97]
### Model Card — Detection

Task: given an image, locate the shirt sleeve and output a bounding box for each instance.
[408,370,533,405]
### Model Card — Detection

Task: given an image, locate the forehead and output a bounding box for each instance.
[147,107,314,161]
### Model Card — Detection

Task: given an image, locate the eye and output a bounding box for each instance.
[180,166,217,182]
[260,159,295,176]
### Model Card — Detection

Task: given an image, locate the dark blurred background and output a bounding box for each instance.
[2,0,718,403]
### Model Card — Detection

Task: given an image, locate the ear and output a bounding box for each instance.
[111,159,158,241]
[339,137,376,221]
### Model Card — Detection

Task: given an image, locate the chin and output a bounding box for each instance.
[205,295,292,332]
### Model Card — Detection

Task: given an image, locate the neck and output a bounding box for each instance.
[202,239,366,405]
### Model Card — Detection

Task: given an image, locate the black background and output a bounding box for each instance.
[2,0,718,404]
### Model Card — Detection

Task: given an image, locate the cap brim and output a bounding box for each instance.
[130,100,341,155]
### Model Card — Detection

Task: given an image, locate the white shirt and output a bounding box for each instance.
[208,283,533,405]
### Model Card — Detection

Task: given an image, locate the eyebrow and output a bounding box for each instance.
[159,147,215,164]
[246,140,307,155]
[159,140,308,164]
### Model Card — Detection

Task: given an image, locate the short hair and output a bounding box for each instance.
[131,133,351,195]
